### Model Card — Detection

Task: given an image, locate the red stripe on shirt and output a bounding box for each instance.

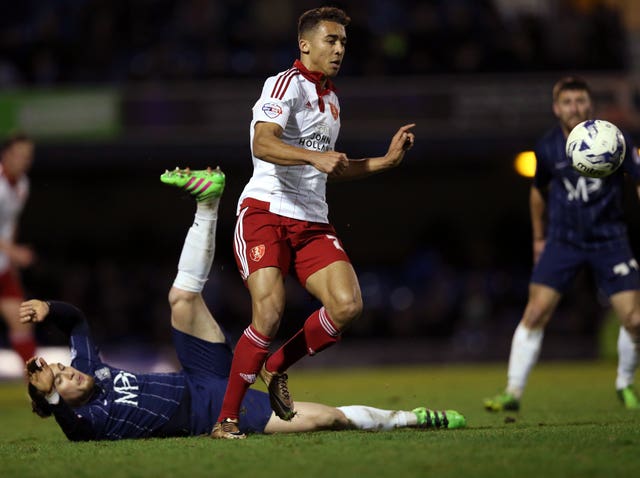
[272,69,299,99]
[270,68,294,97]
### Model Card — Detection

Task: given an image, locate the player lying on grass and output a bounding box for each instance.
[23,168,465,441]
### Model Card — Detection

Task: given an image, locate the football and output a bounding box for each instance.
[565,119,626,178]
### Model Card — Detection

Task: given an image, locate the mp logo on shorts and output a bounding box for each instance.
[113,371,139,407]
[613,259,639,276]
[262,103,283,118]
[250,244,265,262]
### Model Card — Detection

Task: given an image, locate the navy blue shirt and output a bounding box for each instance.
[534,125,640,250]
[44,302,273,441]
[46,302,188,440]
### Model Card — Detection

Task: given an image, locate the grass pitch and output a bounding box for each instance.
[1,362,638,478]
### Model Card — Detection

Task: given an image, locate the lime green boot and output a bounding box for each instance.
[161,167,225,202]
[412,407,466,429]
[617,385,640,410]
[483,392,520,412]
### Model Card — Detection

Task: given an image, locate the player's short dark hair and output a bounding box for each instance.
[28,383,53,418]
[552,76,591,102]
[298,6,350,38]
[1,131,32,153]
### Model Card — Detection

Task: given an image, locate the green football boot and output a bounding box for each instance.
[412,407,466,429]
[483,392,520,412]
[160,167,225,201]
[617,385,640,410]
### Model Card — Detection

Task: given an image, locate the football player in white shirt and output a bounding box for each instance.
[211,6,415,439]
[0,133,37,364]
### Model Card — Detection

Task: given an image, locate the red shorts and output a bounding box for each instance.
[234,199,351,286]
[0,268,24,299]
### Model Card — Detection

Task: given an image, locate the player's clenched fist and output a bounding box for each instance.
[310,151,349,175]
[19,299,50,324]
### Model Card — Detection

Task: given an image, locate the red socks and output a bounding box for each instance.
[218,309,341,421]
[217,325,270,421]
[266,307,340,373]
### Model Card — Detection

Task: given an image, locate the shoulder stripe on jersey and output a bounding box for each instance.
[270,68,294,98]
[271,69,300,100]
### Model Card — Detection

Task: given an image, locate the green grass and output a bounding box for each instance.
[1,362,639,478]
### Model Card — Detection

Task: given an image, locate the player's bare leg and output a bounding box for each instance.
[0,297,36,363]
[263,402,466,433]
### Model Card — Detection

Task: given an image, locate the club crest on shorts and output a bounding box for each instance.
[250,244,265,262]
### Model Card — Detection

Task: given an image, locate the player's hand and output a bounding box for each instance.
[19,299,50,324]
[25,357,55,395]
[384,124,416,167]
[8,244,36,268]
[310,150,350,175]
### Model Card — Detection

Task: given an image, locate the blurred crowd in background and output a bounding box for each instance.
[0,0,636,363]
[0,0,630,86]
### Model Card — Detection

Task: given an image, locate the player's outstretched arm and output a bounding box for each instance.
[329,123,416,181]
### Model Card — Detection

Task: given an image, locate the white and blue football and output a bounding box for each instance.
[566,119,626,178]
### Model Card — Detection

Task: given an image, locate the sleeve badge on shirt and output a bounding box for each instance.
[95,367,111,380]
[262,103,283,118]
[250,244,265,262]
[329,102,339,120]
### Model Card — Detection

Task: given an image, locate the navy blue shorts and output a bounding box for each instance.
[172,328,272,435]
[531,240,640,296]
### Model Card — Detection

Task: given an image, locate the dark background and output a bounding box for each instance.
[2,0,639,364]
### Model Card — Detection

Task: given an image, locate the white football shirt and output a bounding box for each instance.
[0,164,29,273]
[237,64,342,223]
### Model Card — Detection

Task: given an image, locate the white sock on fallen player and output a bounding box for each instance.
[616,326,638,390]
[337,405,416,430]
[506,323,544,398]
[172,198,219,293]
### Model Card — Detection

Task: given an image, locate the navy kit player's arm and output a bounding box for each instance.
[21,300,104,441]
[620,132,640,197]
[531,140,553,262]
[22,300,104,372]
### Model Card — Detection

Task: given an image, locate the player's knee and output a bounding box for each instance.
[168,287,198,310]
[521,302,550,329]
[328,295,363,328]
[314,408,350,430]
[622,310,640,337]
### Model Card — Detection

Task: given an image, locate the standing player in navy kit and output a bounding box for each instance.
[24,168,465,441]
[213,6,416,439]
[484,77,640,412]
